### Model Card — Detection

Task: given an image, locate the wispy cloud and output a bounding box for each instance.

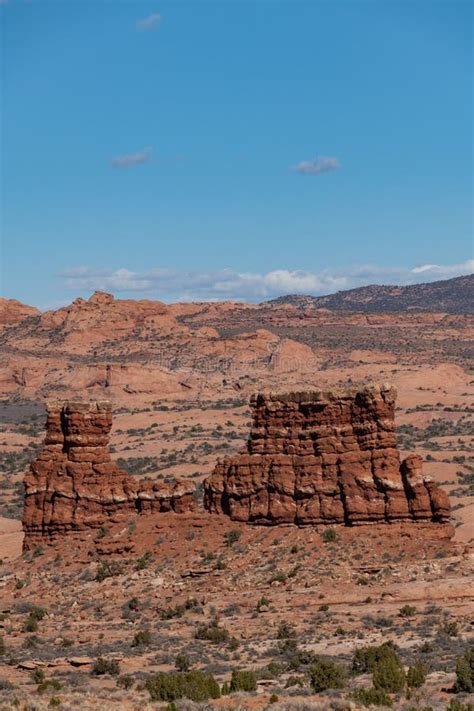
[59,260,473,303]
[292,156,341,175]
[411,262,473,277]
[111,147,152,169]
[136,12,162,31]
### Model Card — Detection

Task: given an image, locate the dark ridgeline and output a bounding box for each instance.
[267,274,474,313]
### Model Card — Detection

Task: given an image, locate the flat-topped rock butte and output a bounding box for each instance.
[23,384,451,548]
[204,384,451,526]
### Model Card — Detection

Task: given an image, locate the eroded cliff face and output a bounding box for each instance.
[22,402,196,548]
[22,387,452,549]
[204,385,451,526]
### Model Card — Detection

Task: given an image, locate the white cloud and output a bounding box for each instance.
[411,260,474,276]
[111,147,152,169]
[59,260,473,303]
[136,12,161,31]
[291,156,341,175]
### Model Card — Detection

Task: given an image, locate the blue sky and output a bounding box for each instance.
[1,0,472,307]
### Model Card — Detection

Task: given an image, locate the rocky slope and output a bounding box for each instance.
[0,298,40,328]
[0,292,322,404]
[204,385,451,526]
[268,274,474,313]
[1,289,472,407]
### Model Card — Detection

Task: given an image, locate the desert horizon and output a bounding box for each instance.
[0,271,473,710]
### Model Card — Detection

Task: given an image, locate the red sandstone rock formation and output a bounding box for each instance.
[22,401,196,548]
[204,385,451,526]
[0,298,39,328]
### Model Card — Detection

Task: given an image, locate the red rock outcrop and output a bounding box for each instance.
[204,385,451,526]
[22,401,196,548]
[0,298,39,328]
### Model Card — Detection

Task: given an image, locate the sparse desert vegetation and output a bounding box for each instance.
[0,285,472,709]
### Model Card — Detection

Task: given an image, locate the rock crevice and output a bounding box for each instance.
[203,384,451,526]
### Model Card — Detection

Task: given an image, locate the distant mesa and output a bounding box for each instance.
[23,385,451,548]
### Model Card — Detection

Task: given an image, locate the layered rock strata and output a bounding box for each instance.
[22,401,195,548]
[204,385,451,526]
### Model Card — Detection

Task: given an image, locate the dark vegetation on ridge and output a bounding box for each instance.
[267,274,474,314]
